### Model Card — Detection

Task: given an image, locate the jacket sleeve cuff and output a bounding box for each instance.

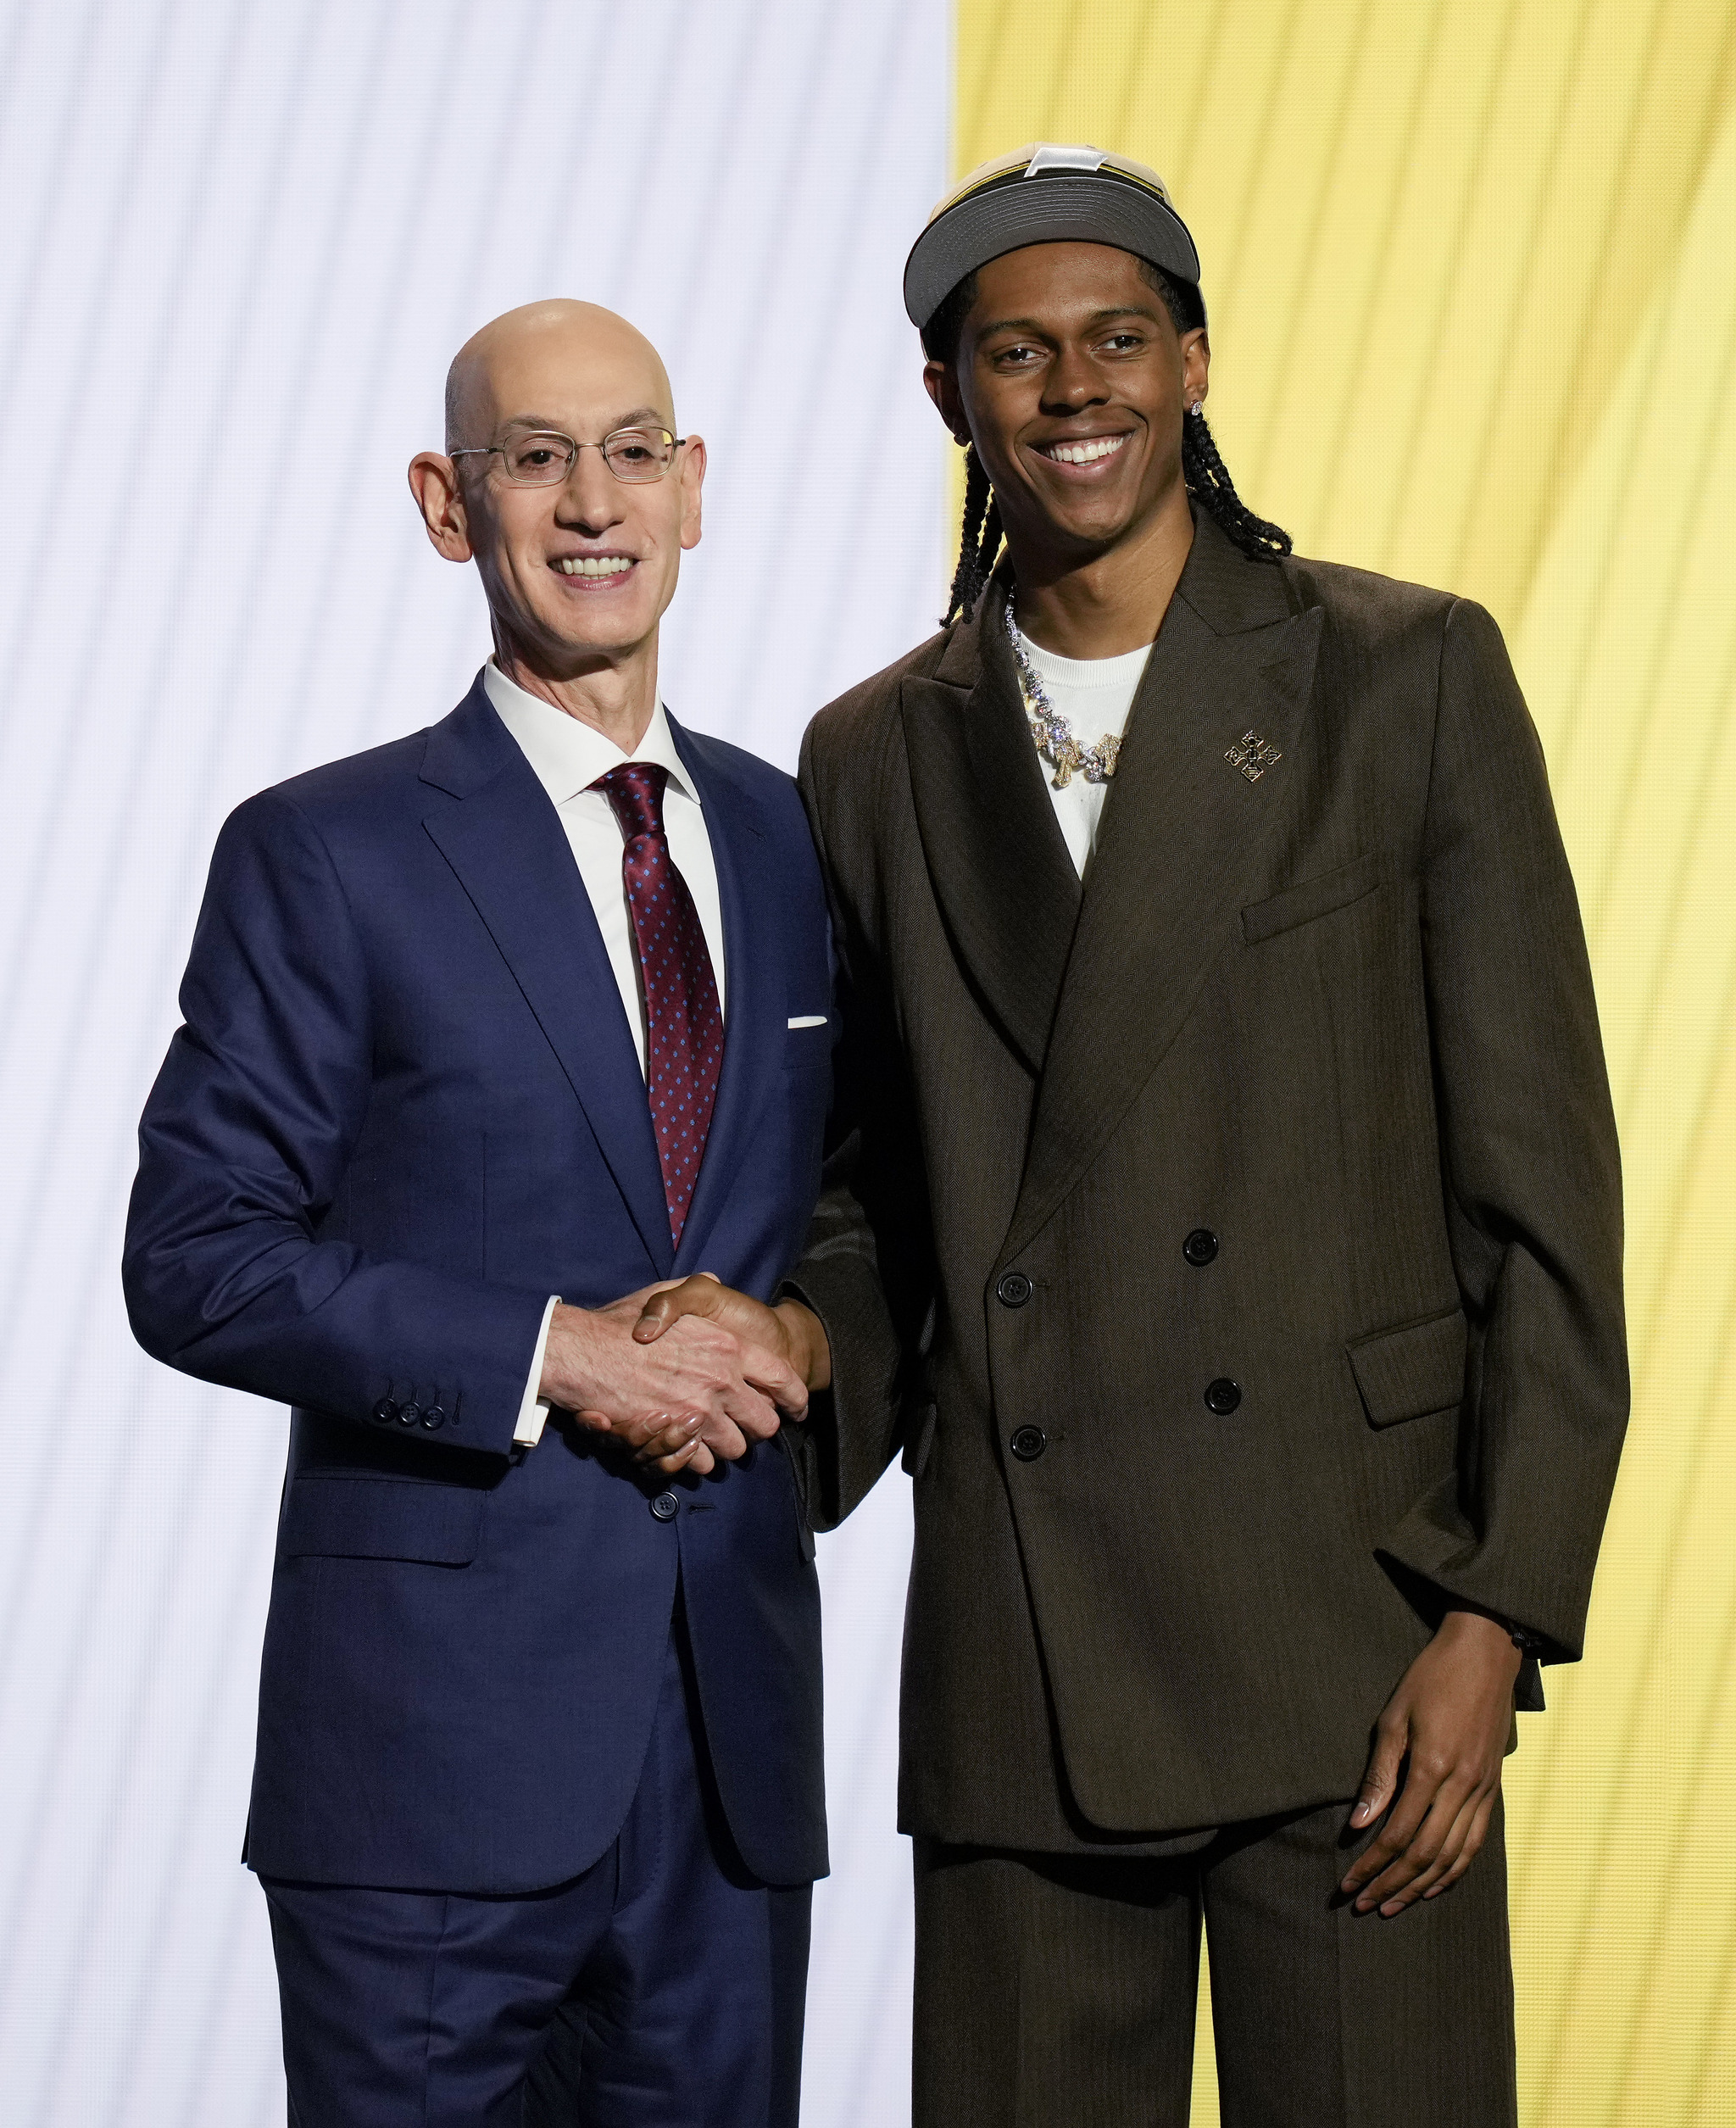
[1377,1476,1582,1668]
[275,1265,554,1462]
[778,1248,906,1531]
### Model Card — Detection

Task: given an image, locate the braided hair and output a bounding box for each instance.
[943,443,1004,632]
[925,261,1291,626]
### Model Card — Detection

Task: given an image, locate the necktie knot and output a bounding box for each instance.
[593,761,670,845]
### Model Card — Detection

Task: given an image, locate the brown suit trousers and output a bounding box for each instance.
[915,1802,1515,2128]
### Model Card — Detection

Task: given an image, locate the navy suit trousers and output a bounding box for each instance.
[263,1603,811,2128]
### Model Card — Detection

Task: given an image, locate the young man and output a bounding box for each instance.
[637,148,1629,2125]
[124,300,831,2127]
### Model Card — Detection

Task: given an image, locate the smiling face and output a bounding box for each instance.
[925,242,1208,578]
[412,300,704,681]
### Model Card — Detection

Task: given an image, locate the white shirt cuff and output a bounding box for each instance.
[514,1295,561,1447]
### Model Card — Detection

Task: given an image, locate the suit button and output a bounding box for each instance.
[1183,1228,1219,1267]
[420,1406,445,1431]
[650,1491,681,1522]
[397,1401,420,1428]
[997,1272,1032,1309]
[1205,1378,1242,1416]
[1010,1425,1047,1462]
[371,1398,398,1426]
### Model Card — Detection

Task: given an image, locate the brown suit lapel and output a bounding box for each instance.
[900,583,1082,1077]
[1001,520,1323,1264]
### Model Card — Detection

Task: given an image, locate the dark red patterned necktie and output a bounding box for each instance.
[593,763,725,1249]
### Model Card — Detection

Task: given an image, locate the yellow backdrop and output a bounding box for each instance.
[953,3,1736,2120]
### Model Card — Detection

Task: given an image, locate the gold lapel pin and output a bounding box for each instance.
[1227,730,1282,783]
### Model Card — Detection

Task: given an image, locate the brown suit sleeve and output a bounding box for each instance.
[1378,598,1628,1662]
[777,722,932,1531]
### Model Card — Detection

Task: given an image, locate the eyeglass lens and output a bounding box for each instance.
[498,429,676,486]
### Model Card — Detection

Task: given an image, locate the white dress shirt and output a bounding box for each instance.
[481,660,728,1447]
[1015,629,1154,877]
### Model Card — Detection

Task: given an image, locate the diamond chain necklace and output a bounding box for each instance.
[1003,597,1122,789]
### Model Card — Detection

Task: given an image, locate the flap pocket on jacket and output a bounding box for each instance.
[1347,1306,1467,1429]
[278,1476,485,1563]
[1242,853,1384,945]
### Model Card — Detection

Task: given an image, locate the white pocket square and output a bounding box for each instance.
[787,1015,827,1029]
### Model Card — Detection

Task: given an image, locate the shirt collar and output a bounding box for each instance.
[482,660,699,809]
[1015,627,1154,691]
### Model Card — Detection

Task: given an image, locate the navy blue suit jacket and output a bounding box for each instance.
[124,677,833,1893]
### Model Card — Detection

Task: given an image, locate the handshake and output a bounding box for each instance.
[537,1275,832,1474]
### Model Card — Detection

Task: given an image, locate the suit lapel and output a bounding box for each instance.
[1002,525,1323,1264]
[665,721,777,1273]
[900,580,1082,1076]
[419,681,673,1278]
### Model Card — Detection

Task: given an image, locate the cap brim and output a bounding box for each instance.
[904,175,1204,331]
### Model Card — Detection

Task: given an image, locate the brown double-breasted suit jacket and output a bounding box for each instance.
[786,513,1628,1851]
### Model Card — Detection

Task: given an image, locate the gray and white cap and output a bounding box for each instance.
[904,142,1205,334]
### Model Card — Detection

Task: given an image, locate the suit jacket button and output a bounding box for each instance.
[650,1491,681,1522]
[1183,1228,1219,1267]
[420,1406,445,1430]
[397,1401,421,1427]
[996,1272,1032,1309]
[371,1398,398,1426]
[1205,1378,1242,1416]
[1010,1425,1047,1462]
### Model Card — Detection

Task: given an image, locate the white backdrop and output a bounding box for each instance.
[0,4,949,2121]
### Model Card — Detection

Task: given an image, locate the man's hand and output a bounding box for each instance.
[537,1289,810,1478]
[1338,1608,1523,1918]
[627,1276,832,1472]
[635,1273,831,1381]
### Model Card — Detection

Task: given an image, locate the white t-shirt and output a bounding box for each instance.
[1015,630,1154,877]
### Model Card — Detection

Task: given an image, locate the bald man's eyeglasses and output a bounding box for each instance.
[450,426,686,487]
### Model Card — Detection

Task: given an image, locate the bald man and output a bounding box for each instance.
[124,301,834,2126]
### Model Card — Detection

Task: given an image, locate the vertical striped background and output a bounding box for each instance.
[956,2,1736,2120]
[0,4,943,2121]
